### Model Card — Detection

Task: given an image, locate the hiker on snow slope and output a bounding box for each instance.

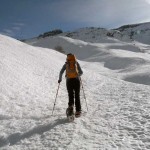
[58,53,83,117]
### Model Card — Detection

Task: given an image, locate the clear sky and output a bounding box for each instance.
[1,0,150,39]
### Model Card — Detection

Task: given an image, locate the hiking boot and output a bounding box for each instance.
[75,111,81,117]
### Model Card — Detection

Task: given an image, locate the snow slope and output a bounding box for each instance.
[0,34,150,150]
[26,32,150,86]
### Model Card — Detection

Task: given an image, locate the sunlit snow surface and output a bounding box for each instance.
[0,34,150,150]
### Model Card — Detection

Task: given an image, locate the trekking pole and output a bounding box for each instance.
[52,83,60,116]
[80,77,88,111]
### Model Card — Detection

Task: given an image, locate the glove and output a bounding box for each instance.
[58,79,62,83]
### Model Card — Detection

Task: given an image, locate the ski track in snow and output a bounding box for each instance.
[0,34,150,150]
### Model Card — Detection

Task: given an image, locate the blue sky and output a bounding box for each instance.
[1,0,150,39]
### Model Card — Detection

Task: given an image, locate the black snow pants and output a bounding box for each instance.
[66,78,81,111]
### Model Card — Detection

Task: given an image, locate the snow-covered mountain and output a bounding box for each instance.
[64,22,150,44]
[116,22,150,44]
[25,22,150,45]
[25,22,150,86]
[0,21,150,150]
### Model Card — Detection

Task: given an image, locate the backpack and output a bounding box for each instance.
[66,54,79,78]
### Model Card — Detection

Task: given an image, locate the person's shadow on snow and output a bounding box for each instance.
[0,118,68,147]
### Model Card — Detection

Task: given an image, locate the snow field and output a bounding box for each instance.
[0,34,150,149]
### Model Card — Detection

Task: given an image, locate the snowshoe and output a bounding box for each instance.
[66,106,75,122]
